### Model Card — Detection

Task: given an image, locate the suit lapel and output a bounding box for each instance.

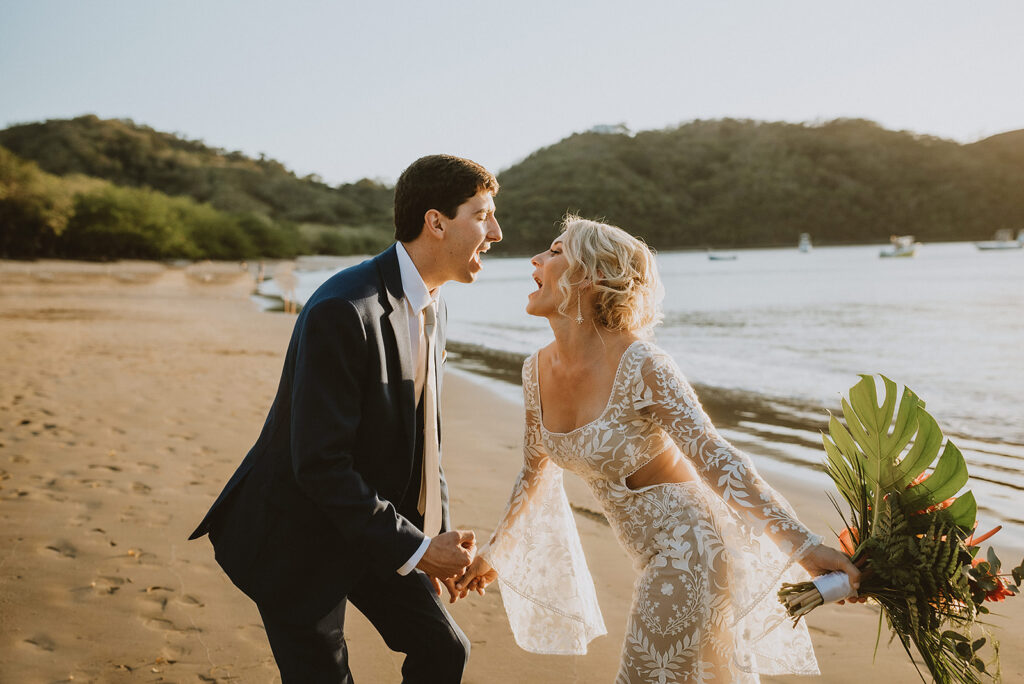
[378,246,417,443]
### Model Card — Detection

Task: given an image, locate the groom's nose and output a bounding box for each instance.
[486,216,502,244]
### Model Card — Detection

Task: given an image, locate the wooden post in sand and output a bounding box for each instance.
[274,262,298,314]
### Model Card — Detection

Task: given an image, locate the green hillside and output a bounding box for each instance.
[0,115,394,228]
[2,115,1023,259]
[495,119,1024,253]
[0,116,395,259]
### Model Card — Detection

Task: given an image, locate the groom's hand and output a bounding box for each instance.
[416,530,476,587]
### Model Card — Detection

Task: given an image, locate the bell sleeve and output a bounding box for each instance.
[479,362,606,655]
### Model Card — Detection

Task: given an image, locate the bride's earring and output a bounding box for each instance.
[575,291,584,325]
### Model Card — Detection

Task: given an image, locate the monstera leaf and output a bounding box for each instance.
[822,375,977,537]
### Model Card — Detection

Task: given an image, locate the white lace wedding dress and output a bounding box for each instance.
[481,341,823,683]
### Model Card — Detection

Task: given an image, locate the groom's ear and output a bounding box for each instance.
[422,209,445,240]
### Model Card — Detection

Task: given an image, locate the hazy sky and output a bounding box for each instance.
[2,1,1022,185]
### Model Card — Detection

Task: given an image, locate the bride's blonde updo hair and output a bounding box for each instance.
[556,215,664,336]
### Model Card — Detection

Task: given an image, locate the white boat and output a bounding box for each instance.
[880,235,920,258]
[976,229,1024,251]
[798,233,812,252]
[706,249,738,261]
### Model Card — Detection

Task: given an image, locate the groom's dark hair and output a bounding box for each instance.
[394,154,499,242]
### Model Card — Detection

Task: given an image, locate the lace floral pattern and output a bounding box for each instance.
[483,341,822,681]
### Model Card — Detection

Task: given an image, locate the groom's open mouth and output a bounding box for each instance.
[471,245,489,270]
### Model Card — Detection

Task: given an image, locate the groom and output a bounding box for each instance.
[189,154,501,682]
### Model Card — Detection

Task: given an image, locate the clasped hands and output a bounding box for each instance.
[414,529,498,604]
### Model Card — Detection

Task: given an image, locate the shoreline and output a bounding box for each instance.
[1,262,1020,683]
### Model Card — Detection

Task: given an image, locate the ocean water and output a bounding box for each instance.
[271,242,1024,543]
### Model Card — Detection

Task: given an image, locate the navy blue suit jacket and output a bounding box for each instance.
[190,245,449,623]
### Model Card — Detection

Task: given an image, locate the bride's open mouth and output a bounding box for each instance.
[529,274,543,297]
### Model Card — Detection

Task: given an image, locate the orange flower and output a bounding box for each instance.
[838,527,859,557]
[905,472,956,515]
[918,497,956,515]
[908,472,930,487]
[965,525,1001,547]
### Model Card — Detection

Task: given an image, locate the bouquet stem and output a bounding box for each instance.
[780,571,856,622]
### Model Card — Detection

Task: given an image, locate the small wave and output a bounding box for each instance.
[445,341,528,386]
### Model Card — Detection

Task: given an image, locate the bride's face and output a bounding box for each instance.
[526,234,569,318]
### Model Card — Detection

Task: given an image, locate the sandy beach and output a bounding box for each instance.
[1,261,1020,683]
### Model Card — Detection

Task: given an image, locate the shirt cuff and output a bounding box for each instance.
[397,536,432,576]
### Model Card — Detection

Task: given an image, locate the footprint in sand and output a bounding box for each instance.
[93,575,127,596]
[168,432,198,442]
[86,526,117,547]
[23,633,57,652]
[808,625,843,638]
[116,548,157,565]
[142,615,200,634]
[78,477,113,490]
[68,513,92,527]
[141,585,176,611]
[44,540,77,558]
[143,616,176,631]
[177,593,204,607]
[70,575,127,599]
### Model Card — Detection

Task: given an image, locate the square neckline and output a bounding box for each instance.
[533,340,643,436]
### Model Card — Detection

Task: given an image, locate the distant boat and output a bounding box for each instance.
[976,229,1024,251]
[798,233,812,253]
[880,235,920,258]
[706,249,738,261]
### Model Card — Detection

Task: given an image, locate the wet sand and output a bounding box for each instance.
[1,261,1020,683]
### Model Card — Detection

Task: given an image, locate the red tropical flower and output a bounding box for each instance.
[971,558,1013,602]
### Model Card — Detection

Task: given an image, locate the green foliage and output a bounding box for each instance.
[0,146,75,257]
[823,374,977,538]
[1,142,349,260]
[785,376,1014,683]
[302,224,394,256]
[59,186,195,260]
[0,115,394,231]
[6,115,1024,259]
[236,214,303,259]
[495,119,1024,254]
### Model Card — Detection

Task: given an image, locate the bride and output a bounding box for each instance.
[455,216,860,682]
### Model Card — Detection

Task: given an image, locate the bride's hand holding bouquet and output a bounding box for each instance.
[778,375,1024,684]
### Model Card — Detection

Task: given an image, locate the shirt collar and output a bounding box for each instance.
[395,242,438,313]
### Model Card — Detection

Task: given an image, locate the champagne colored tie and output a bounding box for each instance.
[416,302,442,536]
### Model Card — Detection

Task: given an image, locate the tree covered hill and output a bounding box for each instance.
[495,118,1024,253]
[0,115,393,228]
[2,115,1022,259]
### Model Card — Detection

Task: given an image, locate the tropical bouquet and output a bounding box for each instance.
[778,375,1023,683]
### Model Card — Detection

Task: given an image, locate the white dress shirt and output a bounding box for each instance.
[394,242,439,575]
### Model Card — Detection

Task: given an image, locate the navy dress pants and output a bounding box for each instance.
[257,568,470,683]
